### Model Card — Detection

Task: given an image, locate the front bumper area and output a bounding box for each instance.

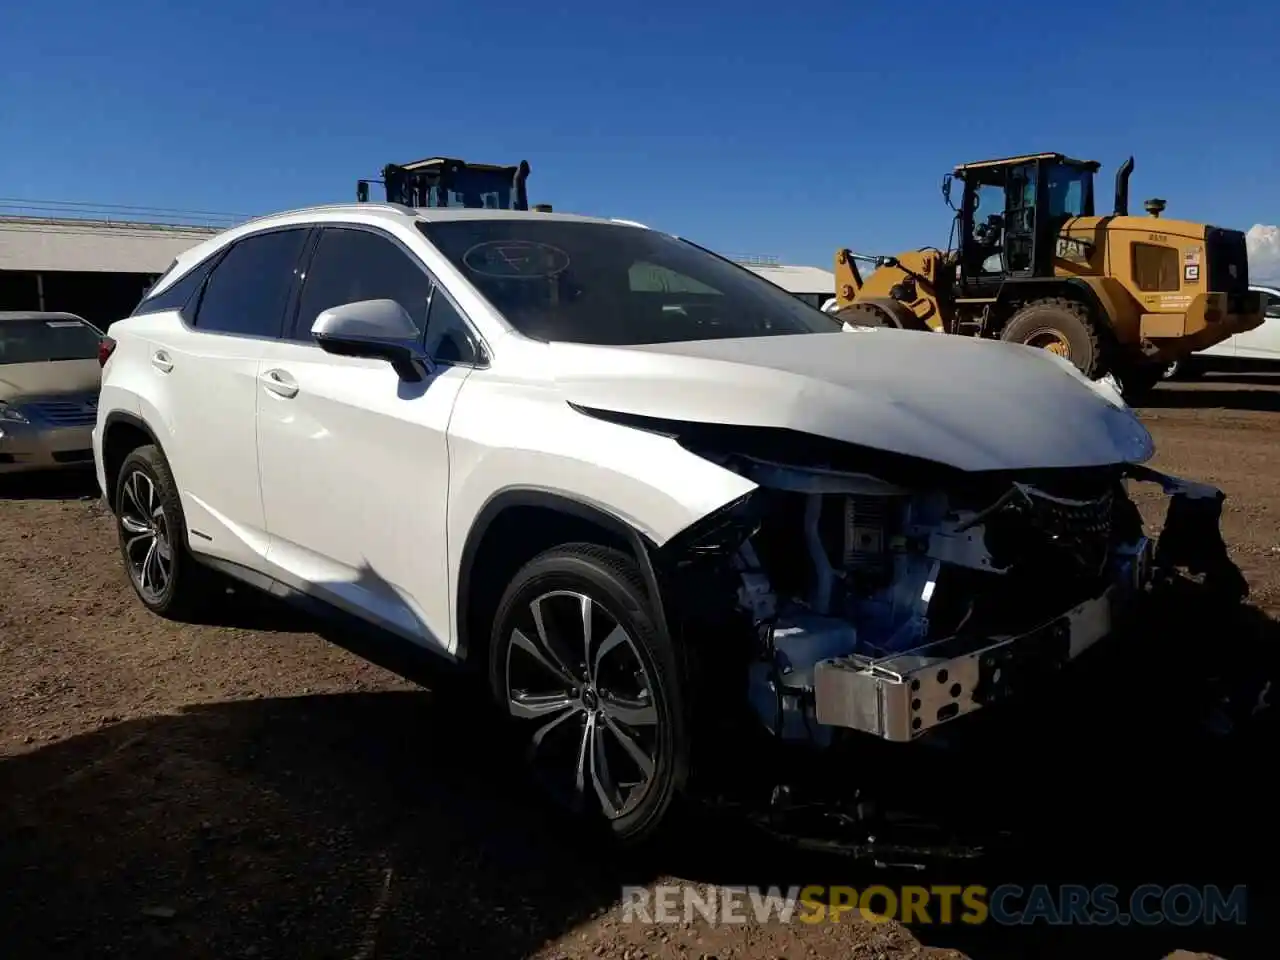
[0,422,96,474]
[810,465,1247,743]
[814,585,1122,741]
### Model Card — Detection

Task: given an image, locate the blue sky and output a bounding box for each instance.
[2,0,1277,271]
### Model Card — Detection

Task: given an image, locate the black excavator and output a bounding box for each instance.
[356,156,550,211]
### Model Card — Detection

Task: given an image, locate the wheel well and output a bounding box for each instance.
[460,504,633,670]
[102,420,154,509]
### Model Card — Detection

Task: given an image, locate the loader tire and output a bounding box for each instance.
[1001,298,1103,378]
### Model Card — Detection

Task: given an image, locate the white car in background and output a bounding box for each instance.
[1166,283,1280,378]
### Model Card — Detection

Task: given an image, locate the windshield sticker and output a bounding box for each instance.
[44,321,84,328]
[462,240,570,279]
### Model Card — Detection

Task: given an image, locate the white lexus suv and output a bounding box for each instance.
[93,202,1250,848]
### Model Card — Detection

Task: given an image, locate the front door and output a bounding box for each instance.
[255,224,482,654]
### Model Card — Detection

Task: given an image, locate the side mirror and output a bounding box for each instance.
[311,299,433,381]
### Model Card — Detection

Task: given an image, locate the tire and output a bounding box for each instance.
[1113,362,1165,404]
[113,444,219,619]
[487,542,688,846]
[1000,297,1103,378]
[1164,357,1202,381]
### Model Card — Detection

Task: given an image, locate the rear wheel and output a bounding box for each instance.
[1000,297,1103,377]
[113,444,219,619]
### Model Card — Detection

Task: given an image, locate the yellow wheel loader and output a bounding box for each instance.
[832,153,1264,400]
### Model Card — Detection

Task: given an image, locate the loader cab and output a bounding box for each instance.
[952,152,1098,291]
[357,157,531,210]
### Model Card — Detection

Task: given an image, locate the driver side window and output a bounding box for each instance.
[1264,292,1280,319]
[292,227,432,341]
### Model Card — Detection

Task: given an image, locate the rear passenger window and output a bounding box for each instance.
[133,255,219,319]
[193,228,310,338]
[292,227,433,340]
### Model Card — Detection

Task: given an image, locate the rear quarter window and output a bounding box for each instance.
[132,254,221,319]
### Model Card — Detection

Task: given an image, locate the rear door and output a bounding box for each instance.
[146,226,311,568]
[254,223,483,653]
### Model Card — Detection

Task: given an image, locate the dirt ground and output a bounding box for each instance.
[3,371,1280,959]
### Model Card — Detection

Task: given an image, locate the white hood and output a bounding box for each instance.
[548,329,1155,473]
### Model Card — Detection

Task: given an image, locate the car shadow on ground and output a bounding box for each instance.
[1144,385,1280,413]
[1195,371,1280,386]
[1183,360,1280,385]
[6,574,1276,958]
[4,681,1275,960]
[0,689,652,959]
[0,467,100,501]
[667,593,1280,958]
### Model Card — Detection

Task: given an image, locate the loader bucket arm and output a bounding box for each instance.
[834,249,864,303]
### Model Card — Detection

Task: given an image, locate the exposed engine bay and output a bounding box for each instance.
[567,403,1264,864]
[674,442,1247,750]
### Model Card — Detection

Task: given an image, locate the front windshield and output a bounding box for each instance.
[418,219,838,344]
[431,169,513,209]
[0,318,102,364]
[1047,165,1092,219]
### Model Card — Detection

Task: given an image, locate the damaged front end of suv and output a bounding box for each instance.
[591,413,1255,860]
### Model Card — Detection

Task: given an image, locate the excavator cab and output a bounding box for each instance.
[357,157,531,210]
[948,152,1108,287]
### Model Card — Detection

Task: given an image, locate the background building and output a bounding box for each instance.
[731,255,836,309]
[0,211,837,329]
[0,215,220,329]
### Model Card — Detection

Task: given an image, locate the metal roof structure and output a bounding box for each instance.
[0,210,838,303]
[0,216,222,274]
[953,152,1099,173]
[739,261,836,294]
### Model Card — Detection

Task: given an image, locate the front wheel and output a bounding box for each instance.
[488,543,689,846]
